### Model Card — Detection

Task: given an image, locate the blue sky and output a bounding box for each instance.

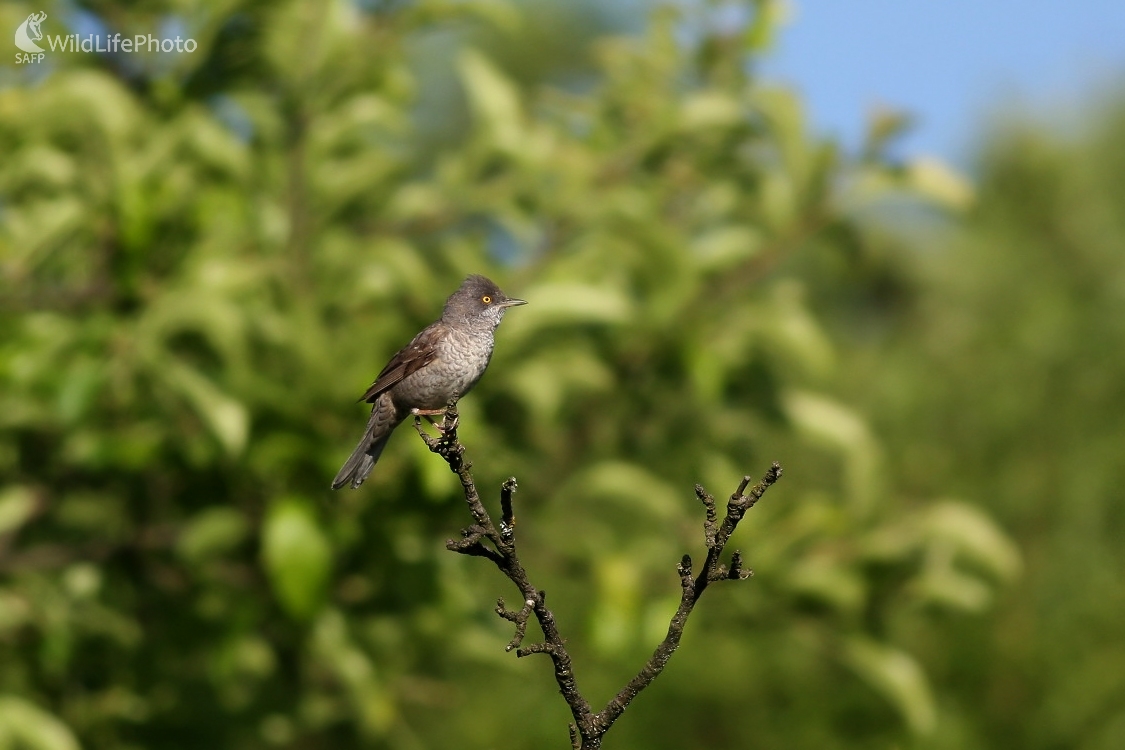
[758,0,1125,165]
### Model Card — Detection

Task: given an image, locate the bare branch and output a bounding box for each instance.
[418,405,783,749]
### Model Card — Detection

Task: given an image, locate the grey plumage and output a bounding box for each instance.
[331,275,526,490]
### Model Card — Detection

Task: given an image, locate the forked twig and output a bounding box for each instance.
[415,406,782,749]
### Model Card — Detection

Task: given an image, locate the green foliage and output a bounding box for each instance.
[0,695,80,750]
[0,1,1079,748]
[837,102,1125,750]
[262,498,332,620]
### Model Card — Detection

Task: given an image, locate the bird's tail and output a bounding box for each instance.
[331,396,400,490]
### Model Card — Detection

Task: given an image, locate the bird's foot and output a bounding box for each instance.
[411,407,460,434]
[411,408,452,434]
[439,407,459,434]
[412,407,462,464]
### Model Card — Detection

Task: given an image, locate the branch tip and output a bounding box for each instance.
[735,474,753,496]
[729,550,749,580]
[677,554,693,581]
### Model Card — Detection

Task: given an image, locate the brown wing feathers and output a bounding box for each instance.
[358,325,441,403]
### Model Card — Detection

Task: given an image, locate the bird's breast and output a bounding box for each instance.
[394,327,494,411]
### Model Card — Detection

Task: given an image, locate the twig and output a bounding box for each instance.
[415,406,782,749]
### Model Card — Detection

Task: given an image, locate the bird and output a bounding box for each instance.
[331,275,526,489]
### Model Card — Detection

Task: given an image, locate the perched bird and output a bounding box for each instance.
[331,275,526,489]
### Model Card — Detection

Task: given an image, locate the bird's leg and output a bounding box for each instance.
[411,407,452,434]
[410,408,446,417]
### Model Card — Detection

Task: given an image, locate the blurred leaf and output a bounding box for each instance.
[752,87,809,177]
[570,461,683,521]
[679,91,743,131]
[783,390,881,514]
[783,555,866,614]
[759,169,797,230]
[758,281,835,378]
[745,0,788,51]
[783,389,872,453]
[0,592,31,636]
[590,555,640,654]
[262,498,332,620]
[905,157,974,211]
[841,637,937,736]
[924,500,1022,582]
[309,609,393,735]
[0,696,80,750]
[163,362,249,457]
[459,48,524,152]
[385,183,449,222]
[51,71,138,139]
[61,563,102,601]
[913,566,993,612]
[502,282,630,344]
[863,105,914,159]
[506,348,612,423]
[55,358,102,425]
[178,507,251,565]
[0,486,36,536]
[691,225,761,271]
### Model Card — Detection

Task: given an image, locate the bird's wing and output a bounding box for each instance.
[358,324,441,403]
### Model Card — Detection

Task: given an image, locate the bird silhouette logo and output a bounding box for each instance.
[15,11,47,53]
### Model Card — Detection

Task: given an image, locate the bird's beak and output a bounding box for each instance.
[499,298,527,308]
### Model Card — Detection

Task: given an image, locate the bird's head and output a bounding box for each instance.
[443,274,527,328]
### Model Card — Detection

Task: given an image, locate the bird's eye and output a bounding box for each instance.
[481,295,492,304]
